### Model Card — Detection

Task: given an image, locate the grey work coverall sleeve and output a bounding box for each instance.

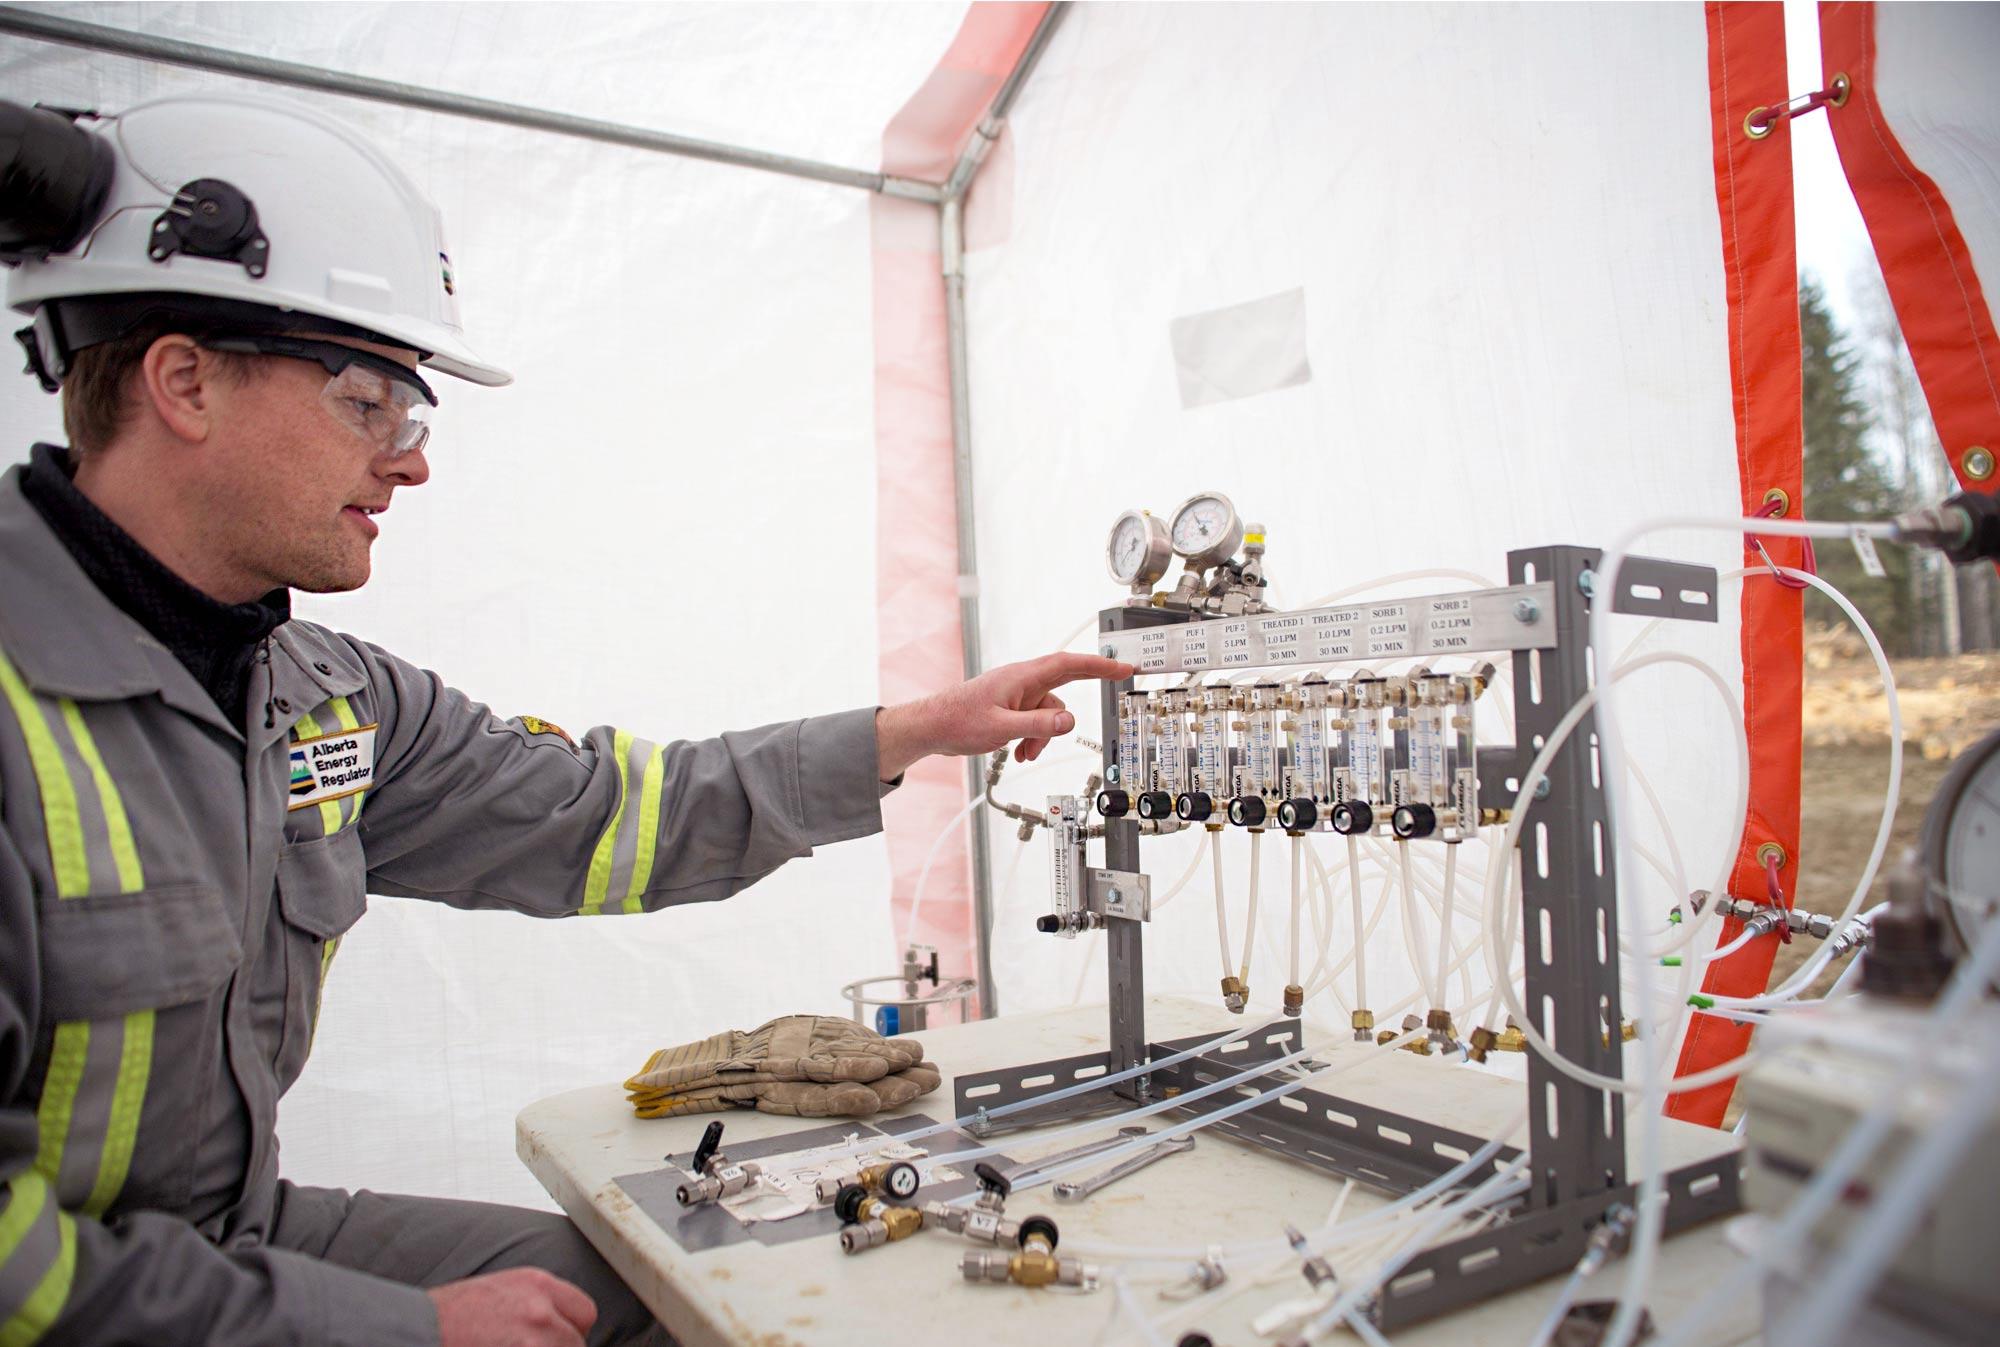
[0,827,438,1347]
[343,636,887,914]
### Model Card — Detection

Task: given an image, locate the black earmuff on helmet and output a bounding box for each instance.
[0,101,116,265]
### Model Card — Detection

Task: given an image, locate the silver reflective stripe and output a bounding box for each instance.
[600,735,660,910]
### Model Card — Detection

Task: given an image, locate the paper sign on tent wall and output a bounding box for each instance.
[1169,287,1313,409]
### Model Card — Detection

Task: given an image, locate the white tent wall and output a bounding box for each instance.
[965,3,1752,1040]
[1,1,970,1208]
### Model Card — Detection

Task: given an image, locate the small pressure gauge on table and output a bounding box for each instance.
[1106,509,1174,588]
[1923,727,2000,965]
[1169,491,1245,569]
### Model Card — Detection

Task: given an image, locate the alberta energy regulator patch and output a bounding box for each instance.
[288,724,378,810]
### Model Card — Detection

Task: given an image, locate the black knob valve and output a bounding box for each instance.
[833,1183,869,1224]
[1391,802,1437,840]
[1035,915,1062,934]
[1176,791,1214,823]
[1096,788,1131,818]
[1278,798,1317,831]
[1137,791,1175,821]
[1229,795,1267,828]
[1017,1214,1060,1251]
[1331,800,1374,835]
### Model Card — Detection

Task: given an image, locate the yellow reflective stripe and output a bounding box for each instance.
[31,1024,86,1191]
[292,710,345,836]
[56,702,143,894]
[327,698,365,831]
[0,1180,74,1347]
[79,1011,151,1219]
[0,652,86,898]
[0,1169,49,1261]
[580,729,634,916]
[621,744,666,915]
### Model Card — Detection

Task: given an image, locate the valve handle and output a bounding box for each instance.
[691,1120,724,1174]
[974,1160,1012,1199]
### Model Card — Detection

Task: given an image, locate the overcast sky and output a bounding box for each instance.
[1785,0,1881,328]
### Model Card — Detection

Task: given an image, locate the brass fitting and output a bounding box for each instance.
[1376,1029,1431,1056]
[960,1221,1097,1290]
[1600,1021,1640,1048]
[1351,1008,1375,1043]
[838,1203,925,1254]
[1220,976,1247,1014]
[1495,1025,1527,1053]
[1282,983,1304,1017]
[1468,1026,1499,1063]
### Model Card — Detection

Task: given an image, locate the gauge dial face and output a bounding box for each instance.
[1169,492,1243,567]
[1942,738,1999,916]
[1106,510,1171,586]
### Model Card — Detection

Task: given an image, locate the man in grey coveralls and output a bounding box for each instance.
[0,95,1127,1346]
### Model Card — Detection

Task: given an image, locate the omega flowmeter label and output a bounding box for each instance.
[1100,582,1556,674]
[288,724,378,810]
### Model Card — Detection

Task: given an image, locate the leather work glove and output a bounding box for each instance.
[623,1015,942,1119]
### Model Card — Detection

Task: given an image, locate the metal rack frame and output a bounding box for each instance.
[952,544,1745,1328]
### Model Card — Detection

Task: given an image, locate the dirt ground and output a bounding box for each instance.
[1767,627,1998,998]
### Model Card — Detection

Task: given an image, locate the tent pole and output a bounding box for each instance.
[937,3,1068,1020]
[0,5,941,201]
[941,194,998,1019]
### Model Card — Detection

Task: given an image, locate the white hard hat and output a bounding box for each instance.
[6,93,509,387]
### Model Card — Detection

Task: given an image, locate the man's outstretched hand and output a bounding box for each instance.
[875,652,1134,782]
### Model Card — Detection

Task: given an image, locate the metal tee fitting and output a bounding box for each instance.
[1220,975,1246,1014]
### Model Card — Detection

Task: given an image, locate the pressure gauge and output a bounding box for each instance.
[1169,491,1245,569]
[1922,727,2000,960]
[1106,509,1173,587]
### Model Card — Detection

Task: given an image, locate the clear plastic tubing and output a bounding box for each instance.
[925,1027,1425,1192]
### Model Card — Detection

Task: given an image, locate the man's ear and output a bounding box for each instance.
[138,334,219,444]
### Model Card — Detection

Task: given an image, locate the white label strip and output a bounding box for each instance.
[1098,582,1557,675]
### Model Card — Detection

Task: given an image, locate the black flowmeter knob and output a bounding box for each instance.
[1176,792,1214,822]
[1096,788,1131,818]
[1278,798,1317,831]
[1331,800,1374,835]
[1391,802,1437,840]
[1228,795,1267,828]
[1137,791,1175,820]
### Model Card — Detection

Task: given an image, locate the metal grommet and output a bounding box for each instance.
[1744,107,1774,140]
[1756,842,1787,870]
[1829,72,1851,108]
[1761,487,1790,515]
[1963,445,1995,482]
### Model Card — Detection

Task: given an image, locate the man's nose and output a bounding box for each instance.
[379,445,430,487]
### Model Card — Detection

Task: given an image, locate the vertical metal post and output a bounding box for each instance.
[941,196,998,1019]
[1507,546,1627,1208]
[1096,605,1190,1094]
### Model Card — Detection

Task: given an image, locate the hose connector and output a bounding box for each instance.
[1282,984,1304,1017]
[1351,1008,1375,1043]
[1220,976,1246,1014]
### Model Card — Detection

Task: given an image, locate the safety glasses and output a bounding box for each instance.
[203,333,437,456]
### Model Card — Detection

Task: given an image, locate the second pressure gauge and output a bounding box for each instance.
[1106,509,1173,587]
[1170,491,1245,569]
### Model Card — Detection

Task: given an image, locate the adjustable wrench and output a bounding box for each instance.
[1052,1133,1195,1203]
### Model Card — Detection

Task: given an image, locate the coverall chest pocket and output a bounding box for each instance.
[272,828,368,1090]
[36,882,241,1213]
